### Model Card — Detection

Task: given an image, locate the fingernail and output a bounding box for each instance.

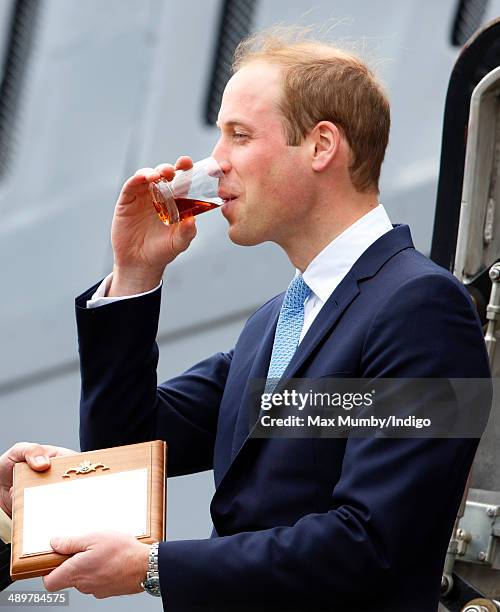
[33,456,48,466]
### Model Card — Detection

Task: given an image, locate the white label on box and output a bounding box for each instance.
[22,468,148,555]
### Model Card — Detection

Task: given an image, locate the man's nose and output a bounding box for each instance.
[211,138,231,170]
[217,160,232,175]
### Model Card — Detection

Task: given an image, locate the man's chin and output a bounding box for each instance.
[227,224,262,247]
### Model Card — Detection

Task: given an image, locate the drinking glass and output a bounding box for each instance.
[149,157,230,225]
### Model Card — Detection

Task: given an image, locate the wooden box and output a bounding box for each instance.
[10,440,166,581]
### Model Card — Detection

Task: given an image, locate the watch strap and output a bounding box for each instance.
[141,542,161,597]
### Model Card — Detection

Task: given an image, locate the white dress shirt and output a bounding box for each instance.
[299,204,393,341]
[86,274,161,308]
[87,205,393,344]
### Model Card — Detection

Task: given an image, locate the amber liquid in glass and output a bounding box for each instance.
[153,197,219,225]
[176,198,219,220]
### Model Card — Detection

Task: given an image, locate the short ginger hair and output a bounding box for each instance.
[233,29,390,194]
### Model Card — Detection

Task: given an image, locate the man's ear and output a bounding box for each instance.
[310,121,340,172]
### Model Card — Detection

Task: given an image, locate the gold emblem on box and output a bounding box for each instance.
[62,460,110,478]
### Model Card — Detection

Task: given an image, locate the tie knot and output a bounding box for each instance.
[283,274,311,310]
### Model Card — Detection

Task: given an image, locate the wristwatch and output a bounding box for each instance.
[141,542,161,597]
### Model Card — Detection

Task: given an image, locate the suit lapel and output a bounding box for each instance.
[229,297,281,458]
[270,223,415,387]
[281,224,414,386]
[221,225,415,483]
[228,271,359,460]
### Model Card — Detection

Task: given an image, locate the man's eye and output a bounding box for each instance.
[233,132,248,141]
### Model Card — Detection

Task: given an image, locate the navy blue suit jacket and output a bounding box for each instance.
[0,540,11,592]
[77,225,490,611]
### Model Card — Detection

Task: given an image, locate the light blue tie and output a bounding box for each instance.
[266,274,311,392]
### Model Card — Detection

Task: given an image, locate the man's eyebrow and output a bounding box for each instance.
[215,119,254,130]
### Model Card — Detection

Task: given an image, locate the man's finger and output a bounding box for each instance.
[118,174,152,203]
[25,453,51,471]
[133,167,160,182]
[4,443,76,472]
[172,216,197,255]
[50,534,92,556]
[118,168,161,202]
[175,155,193,171]
[154,163,176,180]
[25,444,76,472]
[43,556,80,592]
[5,443,49,473]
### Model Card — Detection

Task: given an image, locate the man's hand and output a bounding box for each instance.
[43,532,150,599]
[109,156,197,296]
[0,442,76,518]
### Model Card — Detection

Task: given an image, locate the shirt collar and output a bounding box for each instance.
[300,204,393,304]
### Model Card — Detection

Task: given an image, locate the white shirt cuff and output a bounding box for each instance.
[0,507,11,544]
[86,273,162,308]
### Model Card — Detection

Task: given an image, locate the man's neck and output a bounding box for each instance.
[283,199,380,273]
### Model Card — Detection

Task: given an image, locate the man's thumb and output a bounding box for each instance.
[50,536,86,555]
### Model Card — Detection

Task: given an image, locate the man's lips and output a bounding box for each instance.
[220,192,239,208]
[221,196,238,218]
[219,190,239,202]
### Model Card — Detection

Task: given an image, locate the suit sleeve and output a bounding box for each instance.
[77,281,233,476]
[156,273,491,611]
[0,540,11,592]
